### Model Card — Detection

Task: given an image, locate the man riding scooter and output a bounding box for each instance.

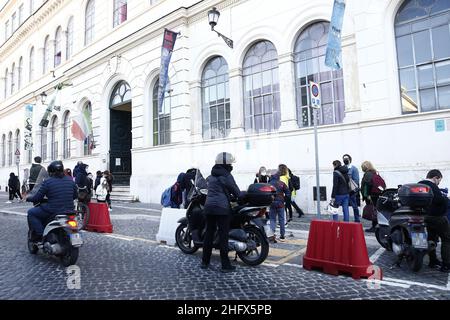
[26,160,78,242]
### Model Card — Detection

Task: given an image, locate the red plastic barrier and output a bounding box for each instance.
[86,202,113,233]
[303,220,382,280]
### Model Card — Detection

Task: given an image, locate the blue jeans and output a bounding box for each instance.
[333,194,350,222]
[27,207,52,236]
[269,207,285,237]
[349,193,361,222]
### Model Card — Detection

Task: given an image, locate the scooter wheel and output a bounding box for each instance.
[175,223,199,254]
[61,247,79,267]
[406,249,425,272]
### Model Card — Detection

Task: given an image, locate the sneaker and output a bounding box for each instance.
[220,265,236,273]
[278,236,286,242]
[429,259,442,269]
[5,201,12,204]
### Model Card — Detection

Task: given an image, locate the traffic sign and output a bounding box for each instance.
[15,149,20,156]
[310,81,321,109]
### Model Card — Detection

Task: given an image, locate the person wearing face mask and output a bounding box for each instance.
[254,166,269,184]
[418,170,450,272]
[201,152,242,273]
[342,154,361,223]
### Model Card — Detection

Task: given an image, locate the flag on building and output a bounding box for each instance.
[24,104,33,150]
[71,107,92,142]
[158,29,178,113]
[38,86,61,127]
[325,0,346,70]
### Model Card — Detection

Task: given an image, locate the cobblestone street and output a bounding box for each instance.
[0,194,449,301]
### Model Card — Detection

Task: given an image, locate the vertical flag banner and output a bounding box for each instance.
[158,29,178,113]
[325,0,346,70]
[38,86,61,127]
[24,104,33,150]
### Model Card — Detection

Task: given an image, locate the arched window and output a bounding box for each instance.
[4,69,8,99]
[50,116,59,160]
[201,56,230,140]
[14,130,20,165]
[43,35,50,74]
[85,0,95,46]
[18,57,23,90]
[1,134,5,167]
[152,79,171,146]
[113,0,128,27]
[40,125,47,161]
[29,47,35,82]
[395,0,450,113]
[54,27,62,67]
[63,111,71,159]
[294,21,345,127]
[110,81,131,107]
[66,17,74,60]
[11,63,15,94]
[7,132,12,166]
[83,102,93,156]
[243,40,280,133]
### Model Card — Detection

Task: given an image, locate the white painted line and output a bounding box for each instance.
[113,205,161,213]
[0,210,26,216]
[105,234,135,241]
[383,277,450,291]
[110,214,160,221]
[262,263,279,268]
[284,263,303,269]
[363,279,410,289]
[369,247,385,263]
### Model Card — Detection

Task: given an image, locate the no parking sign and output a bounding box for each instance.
[310,81,321,109]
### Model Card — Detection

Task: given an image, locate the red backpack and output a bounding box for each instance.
[370,172,386,195]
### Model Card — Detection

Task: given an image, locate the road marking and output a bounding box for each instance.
[113,205,161,213]
[363,279,410,289]
[369,247,385,263]
[110,214,160,221]
[262,263,279,268]
[105,234,135,241]
[269,248,294,257]
[382,277,450,291]
[0,210,26,216]
[284,263,303,269]
[274,247,307,265]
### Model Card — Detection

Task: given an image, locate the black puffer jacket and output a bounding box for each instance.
[204,165,241,216]
[29,163,44,184]
[332,165,350,198]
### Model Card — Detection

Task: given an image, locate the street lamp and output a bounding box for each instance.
[207,7,233,49]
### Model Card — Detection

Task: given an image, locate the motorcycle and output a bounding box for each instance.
[175,172,274,266]
[27,208,83,267]
[375,183,435,272]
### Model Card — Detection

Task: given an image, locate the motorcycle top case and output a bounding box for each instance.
[398,183,433,209]
[245,183,276,206]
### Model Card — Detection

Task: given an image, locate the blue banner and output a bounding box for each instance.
[158,29,178,114]
[325,0,346,70]
[24,104,33,150]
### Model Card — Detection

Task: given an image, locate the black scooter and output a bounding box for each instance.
[175,182,274,266]
[375,184,435,272]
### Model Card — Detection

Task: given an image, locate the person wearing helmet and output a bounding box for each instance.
[26,160,78,242]
[201,152,242,273]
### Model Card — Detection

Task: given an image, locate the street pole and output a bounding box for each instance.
[313,107,321,218]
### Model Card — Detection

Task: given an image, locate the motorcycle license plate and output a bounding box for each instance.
[70,233,83,246]
[411,232,427,249]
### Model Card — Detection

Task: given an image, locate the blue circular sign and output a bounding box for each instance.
[312,84,319,97]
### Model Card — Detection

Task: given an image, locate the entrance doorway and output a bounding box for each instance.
[109,81,132,185]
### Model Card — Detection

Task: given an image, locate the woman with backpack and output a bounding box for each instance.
[361,161,386,233]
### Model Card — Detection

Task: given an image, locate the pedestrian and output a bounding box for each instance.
[94,170,102,191]
[21,168,30,198]
[28,158,49,200]
[360,161,385,232]
[268,170,290,243]
[75,163,91,203]
[87,172,94,197]
[64,168,73,179]
[343,154,361,222]
[254,166,269,184]
[28,156,44,192]
[331,160,350,222]
[7,172,22,203]
[278,164,294,224]
[288,168,305,218]
[418,170,450,273]
[73,161,83,179]
[103,170,113,210]
[201,152,241,273]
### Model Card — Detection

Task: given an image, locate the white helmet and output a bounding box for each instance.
[215,152,236,165]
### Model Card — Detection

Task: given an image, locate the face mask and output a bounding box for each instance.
[343,159,350,165]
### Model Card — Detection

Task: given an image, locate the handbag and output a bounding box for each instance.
[362,203,376,221]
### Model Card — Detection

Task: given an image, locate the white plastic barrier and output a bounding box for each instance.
[156,207,186,246]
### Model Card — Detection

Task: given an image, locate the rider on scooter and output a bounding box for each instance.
[26,160,78,242]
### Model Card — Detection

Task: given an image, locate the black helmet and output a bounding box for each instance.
[48,160,64,175]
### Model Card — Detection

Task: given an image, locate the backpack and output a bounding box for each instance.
[370,172,386,195]
[161,186,173,207]
[291,175,300,190]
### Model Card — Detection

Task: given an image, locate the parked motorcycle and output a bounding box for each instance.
[27,210,83,267]
[375,183,434,272]
[175,174,274,266]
